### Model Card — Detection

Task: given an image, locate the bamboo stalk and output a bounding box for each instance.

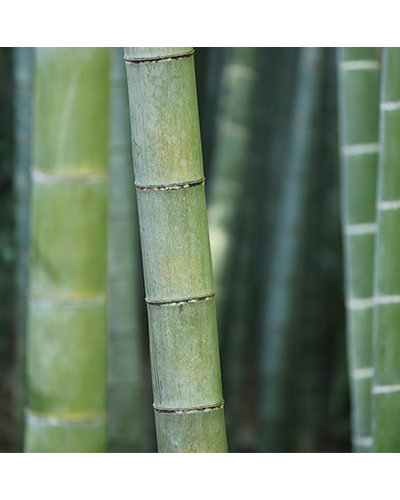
[197,47,227,177]
[336,47,380,452]
[13,47,33,451]
[309,49,350,451]
[221,48,276,452]
[207,48,259,336]
[124,47,227,452]
[24,48,109,452]
[258,47,324,452]
[372,47,400,452]
[107,47,146,452]
[0,47,14,452]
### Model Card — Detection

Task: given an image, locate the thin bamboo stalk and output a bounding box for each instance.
[24,48,109,452]
[0,47,14,452]
[222,48,274,452]
[322,50,350,452]
[124,47,227,452]
[337,47,380,452]
[372,47,400,452]
[107,47,145,452]
[294,54,326,452]
[197,47,227,177]
[207,48,259,336]
[13,47,33,450]
[258,47,324,452]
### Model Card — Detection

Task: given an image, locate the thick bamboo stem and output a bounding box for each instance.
[124,47,227,452]
[337,47,379,452]
[107,47,145,452]
[372,47,400,451]
[24,48,109,452]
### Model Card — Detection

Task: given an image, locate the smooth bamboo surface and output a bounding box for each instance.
[373,48,400,451]
[337,47,379,452]
[125,47,227,452]
[24,48,109,452]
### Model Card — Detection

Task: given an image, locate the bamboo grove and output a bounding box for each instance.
[0,47,399,452]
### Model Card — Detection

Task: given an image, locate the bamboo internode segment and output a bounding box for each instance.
[373,48,400,452]
[125,47,227,452]
[24,48,109,452]
[337,47,380,452]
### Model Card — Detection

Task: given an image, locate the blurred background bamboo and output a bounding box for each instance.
[0,47,350,453]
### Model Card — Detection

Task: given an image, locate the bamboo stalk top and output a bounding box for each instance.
[124,47,193,62]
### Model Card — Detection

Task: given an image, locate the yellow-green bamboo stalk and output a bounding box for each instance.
[108,47,145,452]
[372,47,400,451]
[124,47,227,452]
[337,47,380,452]
[24,48,109,452]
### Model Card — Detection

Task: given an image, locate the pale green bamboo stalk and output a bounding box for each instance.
[207,48,259,334]
[337,47,380,452]
[372,47,400,452]
[13,47,33,450]
[24,48,109,452]
[124,47,227,453]
[258,47,323,452]
[107,47,145,452]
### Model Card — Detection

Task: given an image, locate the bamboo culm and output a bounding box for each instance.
[13,47,33,450]
[24,48,109,452]
[124,47,228,452]
[207,48,259,338]
[372,48,400,452]
[107,47,146,452]
[258,47,324,452]
[221,49,276,452]
[337,47,379,452]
